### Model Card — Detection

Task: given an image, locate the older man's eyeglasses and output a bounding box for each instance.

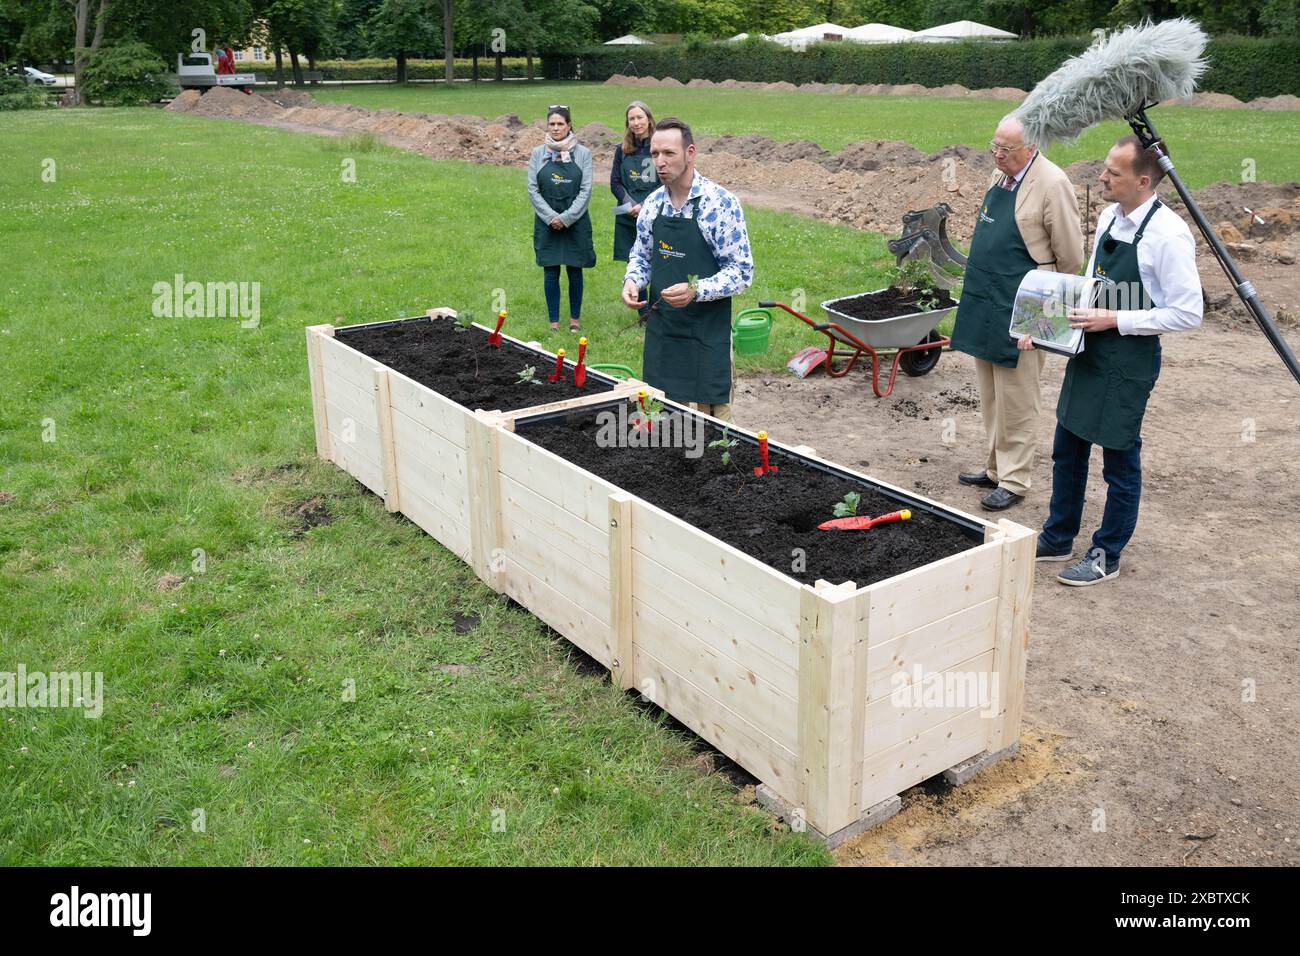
[988,141,1027,156]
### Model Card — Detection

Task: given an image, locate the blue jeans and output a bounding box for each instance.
[543,265,583,324]
[1040,425,1142,567]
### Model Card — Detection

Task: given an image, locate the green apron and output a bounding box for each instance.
[950,159,1042,369]
[1056,200,1163,451]
[613,148,658,262]
[642,197,732,405]
[533,154,596,269]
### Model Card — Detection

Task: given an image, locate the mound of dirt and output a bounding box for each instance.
[979,86,1027,101]
[489,112,527,130]
[1164,91,1246,109]
[1169,182,1300,238]
[576,121,619,145]
[827,139,928,173]
[659,76,684,87]
[189,86,285,120]
[261,88,317,108]
[1247,94,1300,111]
[929,83,972,98]
[165,89,201,112]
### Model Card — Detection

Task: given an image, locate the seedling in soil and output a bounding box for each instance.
[487,310,507,347]
[548,348,567,383]
[574,337,588,388]
[633,389,663,431]
[753,431,778,477]
[888,259,940,311]
[516,364,544,386]
[454,310,476,332]
[833,491,861,518]
[708,426,739,466]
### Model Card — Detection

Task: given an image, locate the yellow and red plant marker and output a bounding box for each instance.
[753,431,778,477]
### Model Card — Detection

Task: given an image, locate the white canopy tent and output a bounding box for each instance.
[604,34,652,45]
[843,23,917,44]
[912,20,1018,42]
[770,23,851,47]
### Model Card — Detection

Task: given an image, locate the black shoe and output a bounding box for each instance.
[959,470,999,488]
[1036,538,1073,562]
[980,487,1024,511]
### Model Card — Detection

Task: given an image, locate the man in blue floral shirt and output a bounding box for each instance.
[622,118,754,422]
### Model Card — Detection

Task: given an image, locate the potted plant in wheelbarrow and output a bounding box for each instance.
[762,259,962,397]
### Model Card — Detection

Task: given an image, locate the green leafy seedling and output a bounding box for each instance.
[517,364,543,385]
[455,310,475,332]
[833,491,861,518]
[708,426,739,466]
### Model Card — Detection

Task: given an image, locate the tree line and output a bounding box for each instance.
[1,0,1295,96]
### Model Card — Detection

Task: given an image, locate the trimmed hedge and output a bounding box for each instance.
[237,57,545,83]
[551,36,1300,101]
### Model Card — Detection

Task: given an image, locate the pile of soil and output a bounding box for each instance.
[519,399,978,586]
[336,317,614,412]
[181,86,284,120]
[602,74,1299,110]
[827,287,958,321]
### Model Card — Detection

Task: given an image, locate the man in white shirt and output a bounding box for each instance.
[1018,134,1203,586]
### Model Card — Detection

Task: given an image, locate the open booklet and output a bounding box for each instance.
[1007,270,1103,356]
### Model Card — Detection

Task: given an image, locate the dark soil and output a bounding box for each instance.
[826,287,958,321]
[518,400,979,587]
[337,316,615,412]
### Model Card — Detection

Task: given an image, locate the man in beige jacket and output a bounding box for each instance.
[950,115,1083,510]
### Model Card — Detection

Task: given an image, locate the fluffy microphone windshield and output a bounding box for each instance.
[1015,18,1208,146]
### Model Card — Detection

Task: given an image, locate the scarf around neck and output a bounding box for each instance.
[545,130,577,163]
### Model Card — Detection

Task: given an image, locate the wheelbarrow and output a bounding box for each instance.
[760,293,954,398]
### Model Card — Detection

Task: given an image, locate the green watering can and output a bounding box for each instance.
[732,307,773,356]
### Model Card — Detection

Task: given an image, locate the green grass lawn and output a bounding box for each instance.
[0,106,885,865]
[312,80,1300,189]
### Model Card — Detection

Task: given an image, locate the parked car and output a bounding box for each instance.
[23,67,58,86]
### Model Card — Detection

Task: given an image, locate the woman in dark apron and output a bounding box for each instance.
[610,101,657,263]
[527,106,596,332]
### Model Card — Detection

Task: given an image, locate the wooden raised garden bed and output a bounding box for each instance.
[304,309,656,571]
[307,311,1036,846]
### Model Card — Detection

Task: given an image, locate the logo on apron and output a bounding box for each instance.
[656,239,686,260]
[550,172,572,184]
[978,204,996,225]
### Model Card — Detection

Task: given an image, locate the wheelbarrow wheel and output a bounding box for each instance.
[899,331,943,377]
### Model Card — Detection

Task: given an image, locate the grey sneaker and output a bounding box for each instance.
[1057,547,1119,587]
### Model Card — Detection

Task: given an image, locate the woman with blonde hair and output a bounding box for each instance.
[609,100,658,263]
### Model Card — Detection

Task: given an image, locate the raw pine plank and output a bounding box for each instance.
[396,483,471,562]
[391,433,468,520]
[630,547,798,697]
[862,648,995,757]
[608,493,634,690]
[500,473,609,576]
[373,367,399,511]
[500,556,613,666]
[634,644,798,802]
[630,501,803,641]
[319,333,382,394]
[859,708,990,811]
[863,597,998,705]
[633,597,798,752]
[386,369,470,450]
[987,519,1036,752]
[864,538,1003,649]
[305,325,333,459]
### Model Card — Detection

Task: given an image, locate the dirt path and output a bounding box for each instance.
[732,322,1300,865]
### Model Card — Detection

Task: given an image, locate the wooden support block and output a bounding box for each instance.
[373,366,400,513]
[426,307,458,319]
[305,324,334,460]
[797,581,868,836]
[466,411,504,589]
[987,519,1035,752]
[608,492,635,690]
